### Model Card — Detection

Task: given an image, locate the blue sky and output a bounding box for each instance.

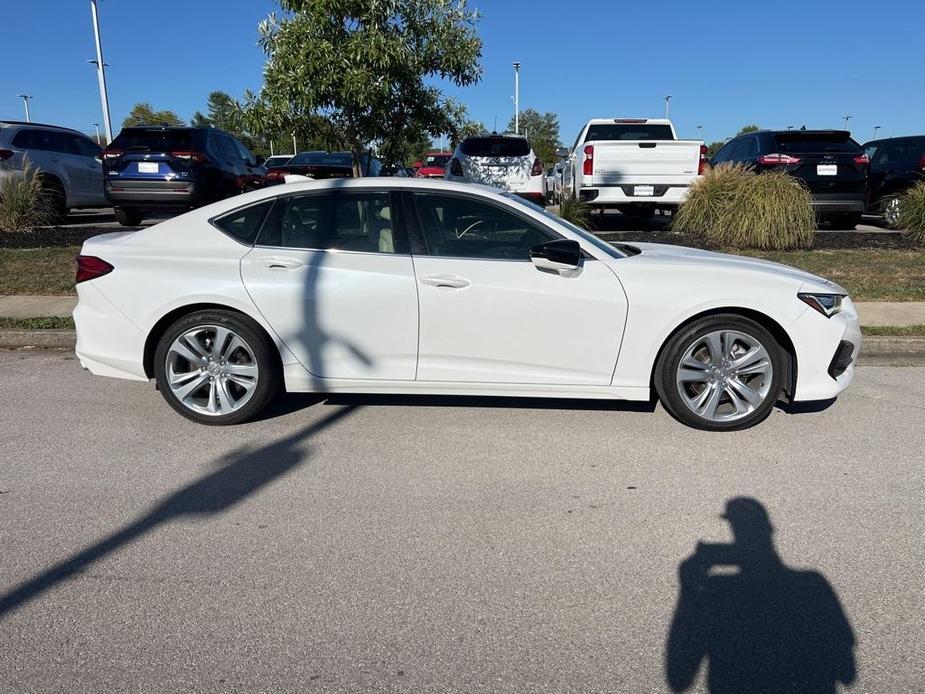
[2,0,922,147]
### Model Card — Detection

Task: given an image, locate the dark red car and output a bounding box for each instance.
[413,151,453,178]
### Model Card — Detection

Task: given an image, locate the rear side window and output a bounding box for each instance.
[258,191,401,253]
[773,133,862,154]
[11,128,76,153]
[109,129,194,152]
[584,124,674,141]
[213,200,274,245]
[460,137,531,158]
[731,136,758,160]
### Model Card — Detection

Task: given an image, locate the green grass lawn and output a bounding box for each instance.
[1,244,924,302]
[0,246,79,296]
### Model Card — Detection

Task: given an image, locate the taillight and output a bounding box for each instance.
[449,158,463,176]
[698,144,708,175]
[531,157,543,176]
[0,149,13,161]
[75,255,114,284]
[169,151,207,163]
[582,145,594,176]
[101,149,123,160]
[757,153,801,165]
[265,169,286,184]
[918,153,925,171]
[853,154,870,166]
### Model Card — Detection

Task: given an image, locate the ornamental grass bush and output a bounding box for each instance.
[673,163,816,250]
[0,161,52,232]
[556,192,592,229]
[894,181,925,245]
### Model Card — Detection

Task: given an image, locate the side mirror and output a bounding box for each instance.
[555,147,569,158]
[530,239,582,272]
[413,161,423,169]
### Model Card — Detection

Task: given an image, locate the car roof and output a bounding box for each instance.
[586,118,672,125]
[0,120,86,135]
[750,129,851,137]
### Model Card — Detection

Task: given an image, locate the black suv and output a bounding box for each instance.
[711,130,869,229]
[102,126,266,226]
[862,136,925,226]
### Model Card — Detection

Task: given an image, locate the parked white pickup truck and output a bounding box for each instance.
[558,118,705,218]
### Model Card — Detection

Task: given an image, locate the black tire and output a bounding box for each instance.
[39,177,67,224]
[154,309,281,425]
[654,314,784,431]
[114,207,143,226]
[827,213,861,230]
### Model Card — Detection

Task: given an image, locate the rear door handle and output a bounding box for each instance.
[420,274,470,289]
[261,257,303,270]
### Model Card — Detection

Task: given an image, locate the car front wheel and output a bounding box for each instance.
[154,310,280,425]
[654,315,784,431]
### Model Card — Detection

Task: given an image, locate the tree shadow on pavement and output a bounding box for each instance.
[0,404,358,620]
[665,497,856,693]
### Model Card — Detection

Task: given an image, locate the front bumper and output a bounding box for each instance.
[789,296,862,401]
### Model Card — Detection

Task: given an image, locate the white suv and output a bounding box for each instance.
[444,134,546,205]
[0,120,107,220]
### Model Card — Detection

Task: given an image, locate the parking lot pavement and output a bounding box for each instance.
[1,351,922,692]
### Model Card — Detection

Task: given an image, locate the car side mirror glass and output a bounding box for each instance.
[530,239,582,272]
[555,147,569,158]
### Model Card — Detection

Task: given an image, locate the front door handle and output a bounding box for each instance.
[261,257,303,270]
[420,274,470,289]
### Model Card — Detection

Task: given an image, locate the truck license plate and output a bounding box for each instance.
[817,164,837,176]
[634,185,655,196]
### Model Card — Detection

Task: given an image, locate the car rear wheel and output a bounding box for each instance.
[154,310,280,425]
[39,178,67,223]
[655,315,784,431]
[882,196,901,228]
[114,207,143,226]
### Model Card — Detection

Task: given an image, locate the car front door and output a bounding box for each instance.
[407,191,627,385]
[240,189,418,381]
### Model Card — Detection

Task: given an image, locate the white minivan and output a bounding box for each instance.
[445,133,546,205]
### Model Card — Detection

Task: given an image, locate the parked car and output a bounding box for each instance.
[862,135,925,225]
[444,134,545,205]
[73,178,859,431]
[558,118,705,218]
[712,129,869,229]
[413,151,452,178]
[0,120,106,219]
[264,150,382,184]
[102,126,266,226]
[263,154,294,169]
[546,161,564,204]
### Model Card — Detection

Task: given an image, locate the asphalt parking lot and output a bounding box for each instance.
[1,351,922,692]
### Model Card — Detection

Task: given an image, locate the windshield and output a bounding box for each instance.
[461,137,531,158]
[110,129,194,151]
[289,151,368,166]
[773,133,862,154]
[585,123,674,142]
[501,193,626,259]
[423,154,451,168]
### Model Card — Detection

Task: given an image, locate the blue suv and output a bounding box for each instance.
[102,126,266,226]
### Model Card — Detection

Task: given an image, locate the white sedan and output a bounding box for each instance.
[74,178,860,431]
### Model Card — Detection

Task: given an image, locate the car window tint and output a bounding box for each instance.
[731,138,754,161]
[460,137,531,157]
[875,141,907,165]
[73,136,102,158]
[231,137,253,163]
[412,192,557,260]
[711,141,735,163]
[773,133,862,154]
[259,192,399,253]
[584,124,674,141]
[213,200,274,245]
[109,129,194,152]
[11,129,40,149]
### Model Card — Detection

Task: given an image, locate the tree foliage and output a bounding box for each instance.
[705,140,726,158]
[249,0,483,175]
[122,103,185,128]
[736,124,760,136]
[507,108,561,165]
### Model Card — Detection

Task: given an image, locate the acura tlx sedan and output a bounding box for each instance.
[74,178,860,431]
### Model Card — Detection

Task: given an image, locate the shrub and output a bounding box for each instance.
[0,161,52,232]
[673,164,816,250]
[556,192,591,229]
[895,181,925,245]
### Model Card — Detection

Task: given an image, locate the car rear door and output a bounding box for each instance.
[240,188,418,382]
[407,191,626,385]
[68,134,105,205]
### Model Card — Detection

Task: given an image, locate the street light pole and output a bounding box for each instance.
[697,124,703,140]
[873,125,881,139]
[664,95,671,119]
[513,62,521,134]
[17,94,33,122]
[843,115,852,131]
[89,0,113,143]
[292,132,297,155]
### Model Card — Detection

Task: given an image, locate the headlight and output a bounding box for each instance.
[798,292,844,318]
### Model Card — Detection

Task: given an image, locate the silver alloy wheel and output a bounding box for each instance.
[166,325,259,416]
[883,197,901,227]
[675,330,774,423]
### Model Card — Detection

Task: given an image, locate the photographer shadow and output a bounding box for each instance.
[665,498,856,694]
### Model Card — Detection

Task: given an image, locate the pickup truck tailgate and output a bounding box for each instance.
[591,141,701,184]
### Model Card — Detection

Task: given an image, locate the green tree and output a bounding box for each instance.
[122,103,184,128]
[506,108,561,165]
[736,124,760,136]
[249,0,483,176]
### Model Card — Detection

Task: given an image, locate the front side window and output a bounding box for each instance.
[258,191,401,253]
[412,193,557,260]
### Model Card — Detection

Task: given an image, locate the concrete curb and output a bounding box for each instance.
[2,330,924,362]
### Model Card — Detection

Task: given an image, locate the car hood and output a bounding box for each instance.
[620,242,847,293]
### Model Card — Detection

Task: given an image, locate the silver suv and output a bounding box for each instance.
[0,120,107,220]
